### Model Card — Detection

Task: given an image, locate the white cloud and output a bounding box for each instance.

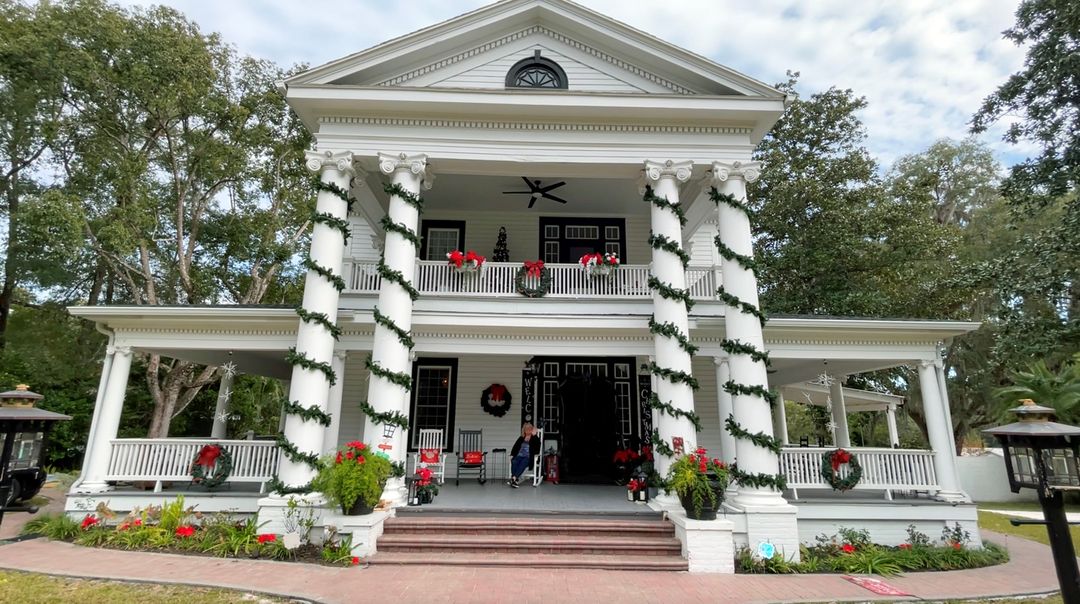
[113,0,1033,169]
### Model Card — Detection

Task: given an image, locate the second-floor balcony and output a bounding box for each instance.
[345,259,721,301]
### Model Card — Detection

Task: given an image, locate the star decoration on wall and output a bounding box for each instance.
[220,361,238,379]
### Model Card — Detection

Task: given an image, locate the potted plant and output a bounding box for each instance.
[666,447,729,520]
[314,441,392,515]
[447,250,485,274]
[579,252,619,276]
[415,466,438,503]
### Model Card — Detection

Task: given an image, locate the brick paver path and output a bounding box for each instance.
[0,530,1061,603]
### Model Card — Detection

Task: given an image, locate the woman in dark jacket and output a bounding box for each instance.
[508,422,541,487]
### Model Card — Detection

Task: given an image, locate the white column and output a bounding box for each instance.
[75,345,133,493]
[364,152,431,505]
[886,404,899,447]
[829,380,851,448]
[918,360,966,501]
[71,337,115,490]
[935,358,956,451]
[210,372,234,439]
[276,150,355,490]
[772,390,789,445]
[643,159,696,479]
[323,350,347,453]
[714,357,736,466]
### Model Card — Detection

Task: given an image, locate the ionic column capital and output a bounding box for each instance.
[306,150,357,176]
[378,152,434,190]
[918,359,936,370]
[713,356,729,367]
[642,159,693,185]
[333,350,348,361]
[710,160,761,184]
[107,345,133,356]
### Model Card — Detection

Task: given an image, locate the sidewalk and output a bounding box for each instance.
[0,529,1061,604]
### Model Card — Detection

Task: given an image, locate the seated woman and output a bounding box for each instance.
[508,422,541,488]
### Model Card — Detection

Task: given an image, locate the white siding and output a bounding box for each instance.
[693,356,725,458]
[433,45,647,93]
[337,354,370,447]
[687,223,720,268]
[349,218,380,262]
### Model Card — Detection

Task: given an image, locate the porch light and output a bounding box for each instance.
[0,385,71,528]
[985,399,1080,602]
[383,423,397,439]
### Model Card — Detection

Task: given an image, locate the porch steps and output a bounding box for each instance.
[369,515,687,571]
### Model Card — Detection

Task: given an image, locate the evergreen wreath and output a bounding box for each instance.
[190,445,233,489]
[821,448,862,492]
[480,384,512,417]
[514,265,551,298]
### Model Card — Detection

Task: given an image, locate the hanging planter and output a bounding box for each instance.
[579,252,619,277]
[447,250,486,275]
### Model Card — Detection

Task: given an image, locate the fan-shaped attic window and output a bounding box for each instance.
[506,50,568,90]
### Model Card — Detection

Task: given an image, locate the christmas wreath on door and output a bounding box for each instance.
[481,384,512,417]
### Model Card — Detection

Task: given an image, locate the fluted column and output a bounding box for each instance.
[364,152,432,504]
[714,356,736,466]
[75,345,133,493]
[918,360,966,501]
[643,159,697,479]
[275,150,355,490]
[323,350,347,453]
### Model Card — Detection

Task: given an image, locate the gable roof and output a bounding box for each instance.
[285,0,783,99]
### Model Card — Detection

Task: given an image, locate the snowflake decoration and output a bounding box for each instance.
[219,387,232,401]
[220,361,238,379]
[826,420,838,433]
[809,371,836,388]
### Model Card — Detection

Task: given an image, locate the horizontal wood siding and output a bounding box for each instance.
[338,354,370,447]
[688,224,720,267]
[693,356,724,458]
[433,46,646,93]
[349,218,380,262]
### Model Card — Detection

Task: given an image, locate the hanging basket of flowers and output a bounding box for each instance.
[515,260,551,298]
[579,252,619,277]
[190,444,233,489]
[447,250,486,274]
[820,448,862,492]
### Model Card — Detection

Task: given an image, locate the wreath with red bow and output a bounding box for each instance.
[820,448,862,492]
[191,444,234,489]
[481,384,512,417]
[515,261,551,298]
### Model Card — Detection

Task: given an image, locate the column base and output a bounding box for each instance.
[726,494,800,562]
[668,508,736,573]
[323,511,391,558]
[70,481,113,494]
[651,491,680,510]
[379,477,407,508]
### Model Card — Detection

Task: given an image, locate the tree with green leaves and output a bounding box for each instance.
[996,354,1080,423]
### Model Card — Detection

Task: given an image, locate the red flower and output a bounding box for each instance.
[899,543,912,550]
[698,461,707,473]
[346,441,365,451]
[133,518,142,527]
[345,451,355,461]
[447,250,464,268]
[80,515,98,530]
[175,525,195,538]
[841,543,856,554]
[640,446,653,461]
[357,455,366,464]
[118,522,130,531]
[695,447,707,456]
[952,542,962,551]
[257,534,277,544]
[335,452,343,464]
[464,250,485,266]
[351,556,360,566]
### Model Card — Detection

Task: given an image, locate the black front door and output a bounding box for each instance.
[538,217,627,264]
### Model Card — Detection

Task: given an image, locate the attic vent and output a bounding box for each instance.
[506,50,568,89]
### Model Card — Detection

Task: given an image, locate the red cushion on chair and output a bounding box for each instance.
[462,451,483,465]
[420,448,440,464]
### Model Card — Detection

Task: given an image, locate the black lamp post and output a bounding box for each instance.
[985,399,1080,604]
[0,385,71,528]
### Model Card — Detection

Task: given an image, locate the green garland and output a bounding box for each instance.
[648,232,690,269]
[714,236,761,278]
[266,477,316,496]
[648,276,695,311]
[312,211,351,242]
[709,188,753,220]
[190,446,233,489]
[723,380,779,408]
[724,415,783,454]
[719,339,770,365]
[648,361,700,390]
[650,429,675,457]
[647,393,703,432]
[316,181,356,213]
[294,307,342,340]
[643,186,687,227]
[275,433,321,468]
[380,215,421,250]
[384,183,424,212]
[716,287,766,327]
[359,400,410,431]
[365,355,413,391]
[372,308,414,349]
[821,449,863,492]
[281,398,332,427]
[285,347,337,386]
[647,316,699,355]
[731,467,787,491]
[514,266,552,298]
[377,260,420,301]
[302,256,346,293]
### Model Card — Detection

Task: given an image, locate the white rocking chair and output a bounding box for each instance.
[508,427,544,487]
[411,428,446,484]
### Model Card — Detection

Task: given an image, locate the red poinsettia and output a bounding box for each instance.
[841,543,856,554]
[80,515,98,530]
[175,525,195,538]
[257,533,277,544]
[415,467,433,487]
[447,250,464,268]
[335,452,344,464]
[346,441,366,451]
[612,448,640,464]
[640,446,653,462]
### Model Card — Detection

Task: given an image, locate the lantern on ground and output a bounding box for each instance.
[0,385,71,527]
[984,399,1080,603]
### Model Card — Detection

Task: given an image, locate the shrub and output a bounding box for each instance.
[21,513,80,540]
[314,441,392,512]
[905,524,932,548]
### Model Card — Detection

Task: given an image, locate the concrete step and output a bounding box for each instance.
[367,551,689,571]
[382,516,675,537]
[376,533,682,556]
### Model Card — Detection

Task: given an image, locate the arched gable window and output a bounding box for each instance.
[505,50,568,90]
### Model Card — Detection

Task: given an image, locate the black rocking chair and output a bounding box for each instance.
[456,429,487,485]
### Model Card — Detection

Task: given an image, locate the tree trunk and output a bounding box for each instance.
[0,184,18,349]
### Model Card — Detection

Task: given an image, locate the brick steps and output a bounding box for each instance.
[382,517,674,537]
[367,552,689,571]
[377,534,682,555]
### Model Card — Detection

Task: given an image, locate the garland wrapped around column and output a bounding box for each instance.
[710,181,787,493]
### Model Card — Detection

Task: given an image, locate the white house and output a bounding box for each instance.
[65,0,981,571]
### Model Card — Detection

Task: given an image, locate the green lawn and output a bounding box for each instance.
[978,501,1080,513]
[0,571,287,603]
[978,510,1080,547]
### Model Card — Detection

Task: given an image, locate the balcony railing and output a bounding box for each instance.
[105,438,280,493]
[780,446,939,499]
[345,260,720,300]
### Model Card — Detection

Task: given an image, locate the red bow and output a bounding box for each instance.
[195,445,221,470]
[523,260,544,278]
[489,384,506,402]
[447,250,464,268]
[831,449,852,471]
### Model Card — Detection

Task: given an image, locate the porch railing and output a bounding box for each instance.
[105,438,280,493]
[345,260,720,300]
[779,446,939,499]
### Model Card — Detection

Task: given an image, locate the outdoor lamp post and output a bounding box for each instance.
[985,399,1080,604]
[0,385,71,528]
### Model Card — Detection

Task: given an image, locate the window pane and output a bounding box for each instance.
[412,366,452,448]
[426,228,460,261]
[604,242,620,257]
[544,225,559,238]
[544,241,560,264]
[605,226,620,240]
[565,226,599,239]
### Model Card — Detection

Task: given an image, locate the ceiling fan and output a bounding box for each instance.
[503,177,569,208]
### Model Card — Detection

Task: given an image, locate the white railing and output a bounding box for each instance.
[780,446,939,499]
[348,260,720,300]
[106,438,280,493]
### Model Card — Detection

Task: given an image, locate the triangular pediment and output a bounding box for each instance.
[287,0,782,98]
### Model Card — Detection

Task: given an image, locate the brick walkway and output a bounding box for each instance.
[0,529,1062,604]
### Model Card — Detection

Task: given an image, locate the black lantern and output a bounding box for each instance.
[985,399,1080,603]
[0,385,71,527]
[382,423,397,439]
[405,476,420,506]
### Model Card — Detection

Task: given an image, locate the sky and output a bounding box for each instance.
[112,0,1033,171]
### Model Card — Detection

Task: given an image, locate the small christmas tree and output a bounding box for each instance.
[492,226,510,262]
